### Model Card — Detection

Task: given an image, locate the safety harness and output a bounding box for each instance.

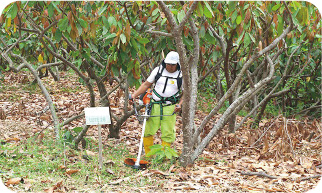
[150,60,182,119]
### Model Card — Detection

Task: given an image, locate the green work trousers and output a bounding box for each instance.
[144,103,176,143]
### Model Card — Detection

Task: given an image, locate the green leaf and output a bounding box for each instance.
[130,38,138,51]
[236,15,242,25]
[78,19,88,28]
[72,127,83,134]
[105,33,117,39]
[231,10,238,23]
[277,15,284,36]
[146,147,162,157]
[161,18,167,26]
[297,7,308,25]
[54,28,62,41]
[244,33,251,47]
[170,9,178,15]
[102,26,108,36]
[228,1,236,14]
[165,149,173,159]
[177,10,185,23]
[64,130,71,140]
[203,2,214,18]
[8,3,18,19]
[152,8,160,17]
[149,144,163,150]
[48,3,54,18]
[199,25,206,38]
[51,2,62,13]
[236,31,245,45]
[155,151,166,162]
[292,1,301,10]
[196,2,204,17]
[167,147,179,157]
[98,5,107,15]
[76,23,83,36]
[249,33,256,43]
[204,33,216,45]
[88,43,98,53]
[108,16,117,26]
[58,17,69,32]
[256,7,266,16]
[272,3,281,11]
[127,60,135,71]
[111,66,119,77]
[138,38,149,44]
[120,34,126,44]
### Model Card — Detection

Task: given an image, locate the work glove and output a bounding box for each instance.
[129,94,133,100]
[129,94,135,106]
[174,104,182,113]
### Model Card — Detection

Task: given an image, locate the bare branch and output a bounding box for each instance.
[241,171,278,179]
[209,25,226,56]
[146,28,173,37]
[157,1,177,28]
[36,62,64,71]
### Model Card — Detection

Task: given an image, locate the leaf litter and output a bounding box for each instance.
[0,71,321,192]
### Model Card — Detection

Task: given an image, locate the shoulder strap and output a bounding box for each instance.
[154,61,165,83]
[177,70,182,91]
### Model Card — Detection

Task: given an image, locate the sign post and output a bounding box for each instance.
[84,107,111,170]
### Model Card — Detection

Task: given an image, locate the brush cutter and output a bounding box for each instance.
[124,89,152,170]
[124,89,176,170]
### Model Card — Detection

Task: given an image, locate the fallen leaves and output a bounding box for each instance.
[144,169,169,176]
[5,137,20,143]
[6,177,23,186]
[44,181,67,193]
[1,71,321,193]
[65,169,80,175]
[193,116,322,192]
[0,107,6,120]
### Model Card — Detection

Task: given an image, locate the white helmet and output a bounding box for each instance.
[164,51,180,65]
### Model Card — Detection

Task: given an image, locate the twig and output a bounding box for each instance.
[307,132,315,142]
[146,28,173,37]
[241,171,278,179]
[299,175,321,181]
[284,117,296,158]
[251,119,276,147]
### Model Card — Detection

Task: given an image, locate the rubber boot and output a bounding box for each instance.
[161,140,171,147]
[143,136,154,156]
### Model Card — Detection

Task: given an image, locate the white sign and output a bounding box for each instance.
[85,107,111,125]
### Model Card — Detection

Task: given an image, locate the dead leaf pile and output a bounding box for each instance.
[1,71,321,192]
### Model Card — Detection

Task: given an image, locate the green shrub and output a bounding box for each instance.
[146,144,179,163]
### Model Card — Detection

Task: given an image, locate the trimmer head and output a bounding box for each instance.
[124,158,150,170]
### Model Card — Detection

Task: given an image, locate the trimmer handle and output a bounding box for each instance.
[142,88,152,105]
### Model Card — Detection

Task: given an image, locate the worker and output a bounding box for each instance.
[130,51,183,156]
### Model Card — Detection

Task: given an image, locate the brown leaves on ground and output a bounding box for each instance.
[192,116,322,192]
[0,71,321,192]
[44,181,68,193]
[65,169,80,175]
[6,177,23,186]
[0,107,6,120]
